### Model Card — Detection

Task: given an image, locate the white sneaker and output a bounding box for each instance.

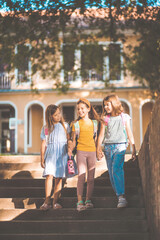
[117,196,128,208]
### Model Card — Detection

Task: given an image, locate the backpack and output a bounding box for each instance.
[44,127,49,146]
[104,113,128,143]
[72,120,98,155]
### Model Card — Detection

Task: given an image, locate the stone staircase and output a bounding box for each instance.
[0,155,150,240]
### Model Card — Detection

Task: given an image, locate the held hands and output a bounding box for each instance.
[96,147,104,161]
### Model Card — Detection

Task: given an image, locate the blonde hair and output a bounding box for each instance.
[102,94,124,116]
[45,104,66,134]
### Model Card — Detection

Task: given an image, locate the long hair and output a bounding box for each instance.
[102,94,124,116]
[74,98,101,122]
[45,104,66,134]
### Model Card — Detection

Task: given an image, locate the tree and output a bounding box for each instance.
[0,0,159,95]
[125,6,160,97]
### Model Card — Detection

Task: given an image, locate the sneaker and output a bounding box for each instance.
[40,202,52,210]
[117,196,128,208]
[85,200,94,209]
[77,201,86,212]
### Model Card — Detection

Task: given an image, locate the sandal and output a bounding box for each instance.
[40,202,52,210]
[77,200,86,212]
[85,200,94,209]
[53,203,62,209]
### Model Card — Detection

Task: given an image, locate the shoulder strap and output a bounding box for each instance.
[104,115,110,134]
[120,113,128,142]
[104,115,110,126]
[44,127,48,136]
[120,113,125,127]
[74,121,80,138]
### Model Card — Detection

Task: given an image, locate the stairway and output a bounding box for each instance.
[0,155,150,240]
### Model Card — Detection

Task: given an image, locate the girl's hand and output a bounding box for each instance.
[40,139,46,168]
[68,140,73,156]
[68,148,72,157]
[41,159,45,168]
[131,145,136,161]
[96,147,104,160]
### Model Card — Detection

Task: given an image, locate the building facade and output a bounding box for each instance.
[0,26,154,154]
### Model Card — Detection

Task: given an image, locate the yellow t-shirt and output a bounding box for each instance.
[72,119,96,152]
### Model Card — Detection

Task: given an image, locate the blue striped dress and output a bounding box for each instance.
[40,122,76,178]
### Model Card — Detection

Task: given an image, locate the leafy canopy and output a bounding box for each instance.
[0,0,159,96]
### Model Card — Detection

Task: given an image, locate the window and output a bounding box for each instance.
[0,51,11,89]
[109,43,121,81]
[62,42,123,84]
[15,44,31,84]
[81,44,103,82]
[62,45,76,82]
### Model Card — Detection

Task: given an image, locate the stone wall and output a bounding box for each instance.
[138,97,160,240]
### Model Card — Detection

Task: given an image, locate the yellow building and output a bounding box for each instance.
[0,14,154,154]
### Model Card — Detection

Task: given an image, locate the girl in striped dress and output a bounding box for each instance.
[40,104,73,210]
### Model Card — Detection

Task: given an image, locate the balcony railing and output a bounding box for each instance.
[82,69,103,82]
[0,73,11,89]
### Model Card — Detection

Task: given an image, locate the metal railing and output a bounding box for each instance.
[0,73,11,89]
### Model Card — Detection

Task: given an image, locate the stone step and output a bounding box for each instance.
[0,170,43,179]
[0,162,42,170]
[0,155,40,163]
[0,159,137,171]
[0,195,144,209]
[0,154,132,163]
[0,155,149,240]
[0,176,141,188]
[0,220,148,234]
[0,233,150,240]
[0,208,146,221]
[0,167,140,179]
[0,185,142,198]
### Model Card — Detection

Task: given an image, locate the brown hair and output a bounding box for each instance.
[102,94,124,116]
[45,104,66,134]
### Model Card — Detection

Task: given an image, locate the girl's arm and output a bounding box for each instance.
[125,118,136,160]
[96,122,105,160]
[40,139,46,168]
[68,131,76,156]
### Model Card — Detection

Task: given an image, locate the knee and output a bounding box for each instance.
[46,175,53,181]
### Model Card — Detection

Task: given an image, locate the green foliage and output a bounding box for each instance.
[0,0,159,95]
[125,7,160,97]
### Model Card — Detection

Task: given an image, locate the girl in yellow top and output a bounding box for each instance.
[68,98,101,211]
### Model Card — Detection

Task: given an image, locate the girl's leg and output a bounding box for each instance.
[104,145,116,193]
[86,151,96,201]
[53,178,62,205]
[76,150,87,202]
[40,175,53,210]
[45,175,53,204]
[112,146,126,197]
